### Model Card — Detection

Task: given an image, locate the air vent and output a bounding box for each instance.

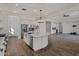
[22,8,27,11]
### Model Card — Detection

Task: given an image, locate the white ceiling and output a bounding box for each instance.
[0,3,79,21]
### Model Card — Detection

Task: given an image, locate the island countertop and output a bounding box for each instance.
[28,32,48,38]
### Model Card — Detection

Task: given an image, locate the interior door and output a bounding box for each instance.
[46,21,51,34]
[8,15,21,38]
[59,22,63,33]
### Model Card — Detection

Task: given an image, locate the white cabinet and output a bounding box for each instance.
[24,33,32,46]
[33,35,48,51]
[0,37,6,56]
[24,33,48,51]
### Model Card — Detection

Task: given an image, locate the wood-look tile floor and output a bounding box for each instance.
[5,35,79,56]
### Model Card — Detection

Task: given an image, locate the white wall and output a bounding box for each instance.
[62,21,79,34]
[1,13,79,37]
[0,15,8,34]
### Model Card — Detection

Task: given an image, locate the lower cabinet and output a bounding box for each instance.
[24,33,48,51]
[0,37,5,56]
[33,36,48,51]
[0,37,8,56]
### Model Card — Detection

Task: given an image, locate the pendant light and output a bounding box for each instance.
[37,9,44,23]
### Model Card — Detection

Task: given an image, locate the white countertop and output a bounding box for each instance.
[29,33,48,37]
[24,32,49,38]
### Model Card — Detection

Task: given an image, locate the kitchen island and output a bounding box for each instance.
[24,32,48,51]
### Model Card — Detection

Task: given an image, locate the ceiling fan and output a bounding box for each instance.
[63,14,70,17]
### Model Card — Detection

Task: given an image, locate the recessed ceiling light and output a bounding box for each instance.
[15,4,19,6]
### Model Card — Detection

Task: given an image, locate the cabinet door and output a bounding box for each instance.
[33,37,42,51]
[41,36,48,49]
